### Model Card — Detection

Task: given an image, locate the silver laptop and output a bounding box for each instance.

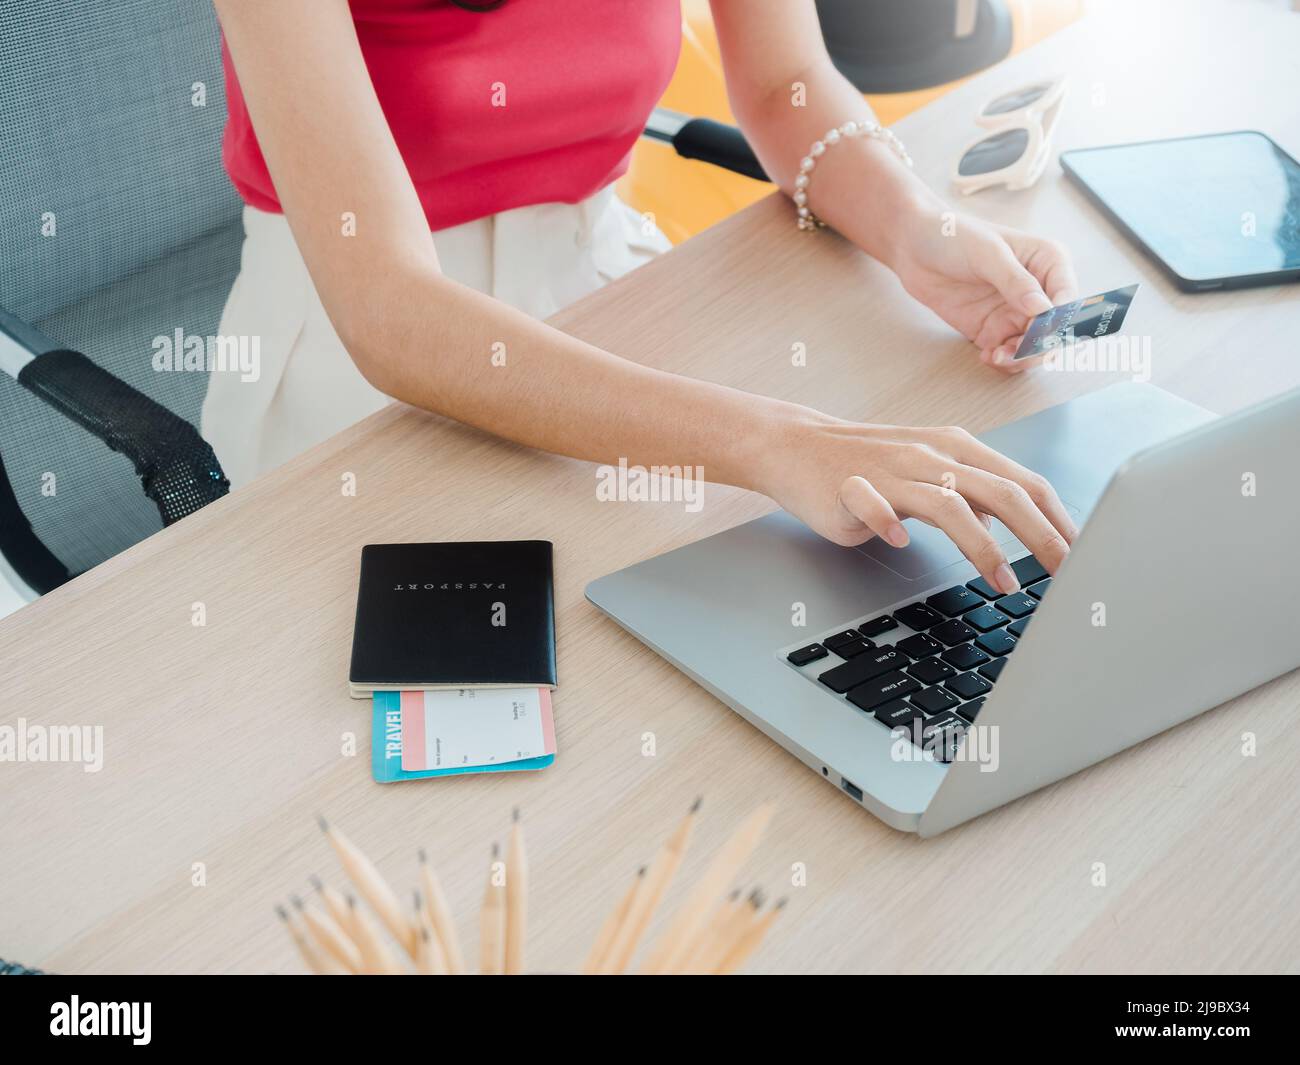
[586,383,1300,836]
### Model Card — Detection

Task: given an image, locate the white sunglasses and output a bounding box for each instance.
[952,75,1067,195]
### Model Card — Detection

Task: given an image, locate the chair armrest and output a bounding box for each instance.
[17,350,229,526]
[643,108,770,183]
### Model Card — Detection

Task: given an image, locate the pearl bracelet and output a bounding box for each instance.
[793,120,913,231]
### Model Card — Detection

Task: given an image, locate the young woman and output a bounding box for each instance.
[207,0,1078,597]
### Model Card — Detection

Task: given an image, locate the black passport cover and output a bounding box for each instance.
[348,541,556,697]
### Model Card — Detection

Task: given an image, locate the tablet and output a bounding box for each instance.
[1060,131,1300,291]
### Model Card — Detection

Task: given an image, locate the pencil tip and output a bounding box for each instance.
[421,928,431,942]
[637,865,647,877]
[346,894,357,909]
[290,894,303,910]
[776,898,789,910]
[316,814,329,833]
[728,888,741,901]
[690,795,703,813]
[418,847,427,863]
[512,806,520,822]
[748,888,764,908]
[308,874,323,892]
[413,890,421,910]
[274,904,288,921]
[491,842,499,858]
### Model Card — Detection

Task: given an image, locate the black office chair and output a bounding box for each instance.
[645,0,1013,182]
[0,0,239,603]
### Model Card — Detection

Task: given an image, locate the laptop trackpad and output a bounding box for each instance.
[856,505,1080,581]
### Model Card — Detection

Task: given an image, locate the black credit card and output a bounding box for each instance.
[1013,284,1139,360]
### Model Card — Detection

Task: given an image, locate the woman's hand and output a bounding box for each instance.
[888,208,1079,373]
[760,413,1078,593]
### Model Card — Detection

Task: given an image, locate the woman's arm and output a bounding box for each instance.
[710,0,1078,370]
[215,0,785,493]
[214,0,1074,592]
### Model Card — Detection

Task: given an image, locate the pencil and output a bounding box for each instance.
[504,808,528,975]
[642,801,775,974]
[582,866,644,974]
[412,891,448,975]
[675,888,746,975]
[318,815,417,958]
[479,844,506,975]
[715,897,786,975]
[347,894,403,975]
[277,903,345,975]
[291,893,361,973]
[600,796,701,974]
[418,848,466,974]
[309,874,352,933]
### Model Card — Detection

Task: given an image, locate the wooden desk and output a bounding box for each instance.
[3,0,1299,974]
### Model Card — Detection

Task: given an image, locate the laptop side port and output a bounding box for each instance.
[841,777,863,802]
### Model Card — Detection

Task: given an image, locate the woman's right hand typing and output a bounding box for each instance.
[758,412,1078,595]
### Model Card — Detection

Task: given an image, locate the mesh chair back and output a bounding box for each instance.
[0,0,242,594]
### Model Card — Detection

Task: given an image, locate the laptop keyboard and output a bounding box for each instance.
[780,554,1051,761]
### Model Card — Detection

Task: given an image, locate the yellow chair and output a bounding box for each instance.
[621,0,1085,244]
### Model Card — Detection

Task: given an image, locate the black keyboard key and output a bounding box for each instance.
[894,602,944,631]
[930,618,976,646]
[906,657,955,685]
[1007,617,1031,639]
[974,629,1017,657]
[941,642,991,670]
[833,637,876,659]
[920,713,968,761]
[956,696,985,723]
[994,592,1037,619]
[787,643,828,667]
[978,657,1008,682]
[962,605,1010,632]
[857,615,898,639]
[896,632,943,659]
[874,698,924,731]
[824,629,864,652]
[925,586,984,618]
[945,671,992,700]
[965,575,1000,600]
[1027,578,1051,600]
[818,648,909,694]
[845,670,921,711]
[911,685,960,716]
[1011,554,1049,587]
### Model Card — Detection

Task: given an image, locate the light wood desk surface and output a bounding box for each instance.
[3,0,1299,974]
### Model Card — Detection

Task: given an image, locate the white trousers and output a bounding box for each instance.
[200,186,670,488]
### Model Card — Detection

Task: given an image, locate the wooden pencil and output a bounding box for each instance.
[347,894,403,975]
[418,848,466,974]
[479,844,506,975]
[642,801,775,974]
[412,891,448,975]
[292,894,361,973]
[600,796,701,974]
[675,888,747,975]
[309,874,352,933]
[277,903,346,975]
[503,808,528,975]
[319,816,417,958]
[715,897,786,975]
[583,866,644,974]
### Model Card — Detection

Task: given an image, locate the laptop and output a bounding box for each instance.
[586,382,1300,836]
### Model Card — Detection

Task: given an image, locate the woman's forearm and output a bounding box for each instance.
[345,264,809,495]
[729,58,944,271]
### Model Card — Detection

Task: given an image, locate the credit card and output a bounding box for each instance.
[1013,284,1139,360]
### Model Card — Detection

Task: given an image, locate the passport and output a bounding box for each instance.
[348,541,556,698]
